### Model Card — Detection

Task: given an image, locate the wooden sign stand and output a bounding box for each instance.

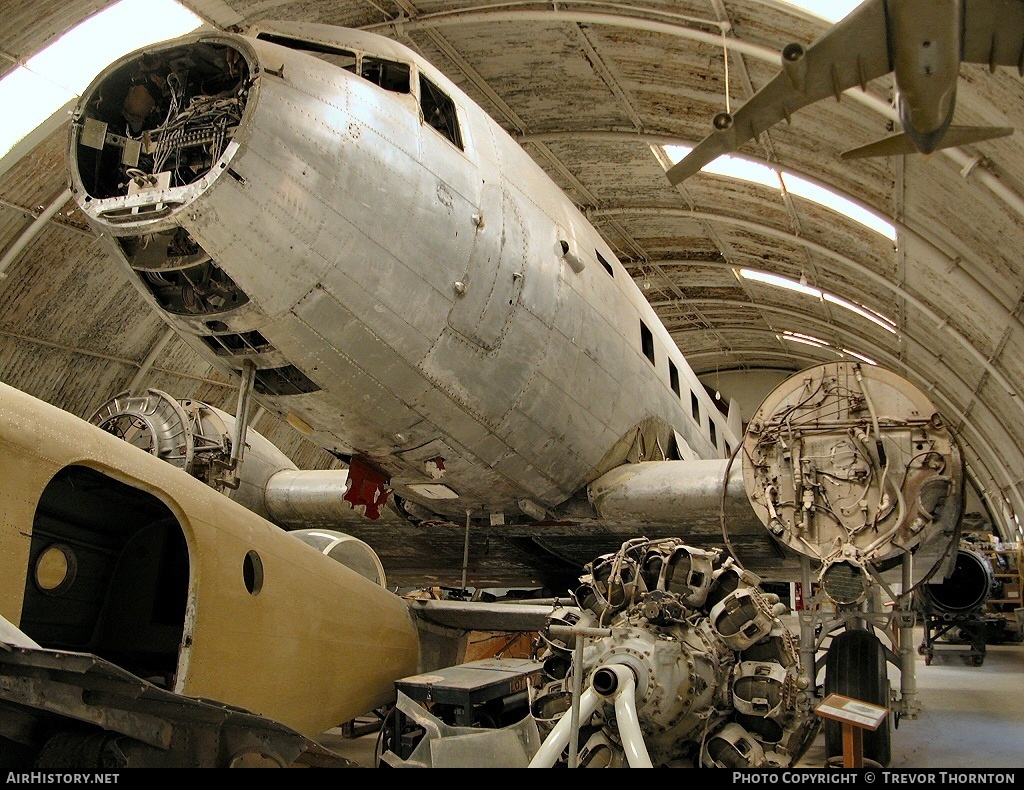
[813,693,888,768]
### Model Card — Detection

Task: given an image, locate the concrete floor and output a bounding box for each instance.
[321,628,1024,769]
[796,636,1024,769]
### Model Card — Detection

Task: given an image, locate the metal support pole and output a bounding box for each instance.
[899,552,920,718]
[546,624,616,768]
[219,359,256,489]
[568,637,584,768]
[798,556,817,698]
[461,510,471,593]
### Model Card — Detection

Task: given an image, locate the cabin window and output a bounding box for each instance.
[255,34,357,72]
[725,440,732,457]
[691,391,700,423]
[597,250,614,276]
[669,360,680,397]
[640,320,655,365]
[709,421,718,448]
[420,75,463,149]
[362,57,411,93]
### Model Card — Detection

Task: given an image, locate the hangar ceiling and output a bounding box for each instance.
[2,0,1023,547]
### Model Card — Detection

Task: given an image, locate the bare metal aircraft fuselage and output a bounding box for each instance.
[69,22,733,531]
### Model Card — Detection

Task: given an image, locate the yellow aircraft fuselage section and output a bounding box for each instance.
[0,381,419,737]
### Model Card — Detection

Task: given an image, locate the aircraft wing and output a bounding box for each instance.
[961,0,1024,66]
[666,0,891,185]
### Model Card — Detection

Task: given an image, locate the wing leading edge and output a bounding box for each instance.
[666,0,891,186]
[666,0,1024,185]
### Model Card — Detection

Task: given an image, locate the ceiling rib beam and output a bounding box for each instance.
[569,24,646,131]
[0,329,231,389]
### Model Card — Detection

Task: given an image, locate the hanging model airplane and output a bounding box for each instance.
[0,19,970,768]
[665,0,1020,186]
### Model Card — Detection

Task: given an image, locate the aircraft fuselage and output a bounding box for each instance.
[890,0,962,151]
[68,22,733,526]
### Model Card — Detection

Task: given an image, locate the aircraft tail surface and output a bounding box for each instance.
[841,125,1015,160]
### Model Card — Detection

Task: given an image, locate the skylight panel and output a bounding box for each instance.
[662,146,897,241]
[785,174,897,240]
[768,1,861,23]
[0,0,202,160]
[779,331,877,365]
[0,70,75,157]
[740,268,897,334]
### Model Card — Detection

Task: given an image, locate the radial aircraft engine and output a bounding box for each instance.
[528,538,820,768]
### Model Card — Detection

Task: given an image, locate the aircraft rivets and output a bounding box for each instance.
[453,281,467,296]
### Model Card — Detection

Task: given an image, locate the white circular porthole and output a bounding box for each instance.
[34,544,77,595]
[243,550,264,595]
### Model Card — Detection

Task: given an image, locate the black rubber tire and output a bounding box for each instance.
[823,629,892,767]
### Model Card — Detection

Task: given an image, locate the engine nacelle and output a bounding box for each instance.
[88,389,357,526]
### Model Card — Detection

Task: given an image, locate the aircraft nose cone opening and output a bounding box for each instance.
[70,36,253,206]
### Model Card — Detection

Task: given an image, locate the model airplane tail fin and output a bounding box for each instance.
[841,125,1015,161]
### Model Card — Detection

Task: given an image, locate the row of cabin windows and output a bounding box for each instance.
[587,248,723,452]
[256,34,463,150]
[641,318,722,452]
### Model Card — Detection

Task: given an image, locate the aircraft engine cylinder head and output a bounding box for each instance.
[701,721,767,769]
[732,660,792,718]
[708,587,777,651]
[534,538,819,768]
[742,361,964,585]
[641,543,717,607]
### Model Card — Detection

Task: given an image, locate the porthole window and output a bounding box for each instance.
[243,550,264,595]
[34,544,77,595]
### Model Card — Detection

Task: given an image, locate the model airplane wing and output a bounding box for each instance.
[960,0,1024,66]
[666,0,891,186]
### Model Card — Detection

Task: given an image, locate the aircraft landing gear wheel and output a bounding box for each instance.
[824,629,892,768]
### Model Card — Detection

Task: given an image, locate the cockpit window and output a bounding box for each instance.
[255,33,357,72]
[420,75,463,150]
[361,57,411,93]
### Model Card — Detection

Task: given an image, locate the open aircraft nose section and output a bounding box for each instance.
[67,32,258,227]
